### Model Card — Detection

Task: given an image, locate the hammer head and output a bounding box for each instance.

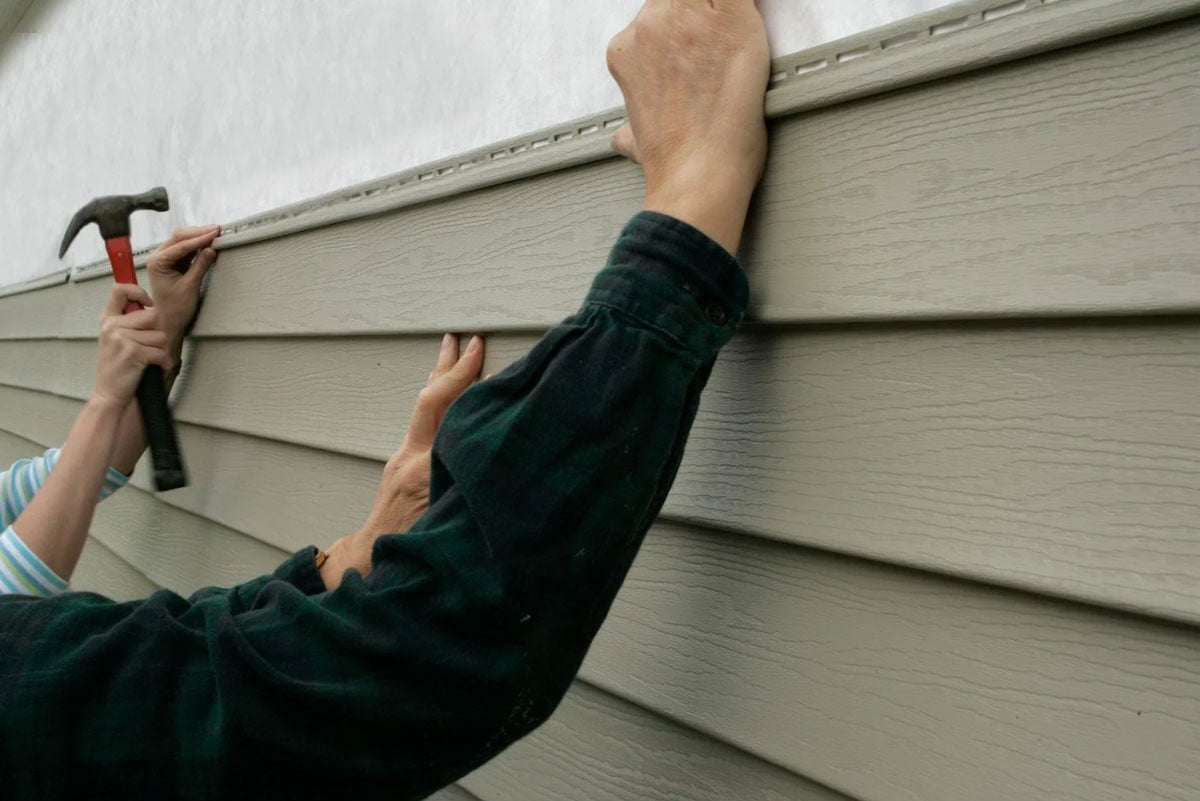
[58,186,170,258]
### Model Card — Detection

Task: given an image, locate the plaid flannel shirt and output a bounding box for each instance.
[0,211,748,800]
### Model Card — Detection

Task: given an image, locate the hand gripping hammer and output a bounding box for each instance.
[59,187,188,491]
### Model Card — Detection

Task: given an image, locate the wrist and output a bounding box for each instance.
[84,393,130,420]
[642,158,759,255]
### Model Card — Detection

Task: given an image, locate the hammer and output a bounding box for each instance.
[59,187,188,491]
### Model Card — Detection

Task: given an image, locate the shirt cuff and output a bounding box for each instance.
[272,546,329,596]
[41,447,128,502]
[584,211,750,359]
[99,466,130,501]
[0,526,68,597]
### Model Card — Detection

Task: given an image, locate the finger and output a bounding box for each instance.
[103,284,153,317]
[611,123,640,164]
[126,328,169,348]
[185,247,218,287]
[407,336,485,450]
[135,344,174,371]
[154,229,221,269]
[445,335,485,387]
[161,225,220,248]
[111,307,159,330]
[433,333,460,380]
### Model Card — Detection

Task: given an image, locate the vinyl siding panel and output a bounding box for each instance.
[155,17,1200,340]
[5,318,1199,622]
[1,5,1197,800]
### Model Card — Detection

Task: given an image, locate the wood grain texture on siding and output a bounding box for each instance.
[1,398,1196,800]
[69,537,159,601]
[764,0,1200,118]
[462,680,850,801]
[16,315,1194,623]
[86,485,287,594]
[427,785,481,801]
[170,19,1200,340]
[0,383,77,446]
[0,280,68,339]
[582,521,1200,801]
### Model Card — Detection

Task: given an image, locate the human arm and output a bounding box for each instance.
[108,226,219,476]
[5,285,173,587]
[0,0,768,795]
[0,449,126,596]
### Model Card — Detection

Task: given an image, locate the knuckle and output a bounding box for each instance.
[416,386,438,407]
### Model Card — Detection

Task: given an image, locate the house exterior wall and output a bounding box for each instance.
[0,0,953,286]
[0,2,1198,799]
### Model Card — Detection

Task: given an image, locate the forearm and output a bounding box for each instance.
[11,397,126,580]
[107,340,181,477]
[108,401,144,478]
[0,212,747,798]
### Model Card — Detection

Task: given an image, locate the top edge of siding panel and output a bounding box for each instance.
[42,0,1200,286]
[0,268,68,298]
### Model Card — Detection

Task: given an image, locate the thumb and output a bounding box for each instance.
[186,247,218,287]
[104,284,153,317]
[611,123,641,164]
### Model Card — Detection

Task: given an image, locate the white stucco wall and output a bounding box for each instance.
[0,0,952,286]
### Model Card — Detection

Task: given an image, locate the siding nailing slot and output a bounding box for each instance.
[984,1,1026,21]
[882,31,920,49]
[532,138,550,149]
[931,16,971,35]
[836,46,869,63]
[796,58,827,75]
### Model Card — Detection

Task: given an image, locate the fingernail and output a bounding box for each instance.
[468,335,482,353]
[207,224,220,231]
[441,333,453,353]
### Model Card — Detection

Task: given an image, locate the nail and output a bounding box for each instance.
[468,335,482,353]
[441,333,454,354]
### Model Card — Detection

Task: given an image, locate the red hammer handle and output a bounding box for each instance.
[102,235,188,491]
[104,236,144,311]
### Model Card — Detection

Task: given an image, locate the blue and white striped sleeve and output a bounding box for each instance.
[0,448,131,597]
[0,526,69,596]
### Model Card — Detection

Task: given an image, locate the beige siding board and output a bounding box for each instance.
[764,0,1200,118]
[86,486,286,595]
[428,786,480,801]
[0,339,71,395]
[3,383,1199,799]
[462,681,848,801]
[69,537,159,601]
[175,336,535,458]
[186,21,1200,339]
[582,521,1200,801]
[0,384,77,446]
[58,268,149,340]
[124,423,380,555]
[71,321,1199,624]
[0,281,68,339]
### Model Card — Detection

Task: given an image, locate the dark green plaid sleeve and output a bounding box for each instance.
[0,211,748,800]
